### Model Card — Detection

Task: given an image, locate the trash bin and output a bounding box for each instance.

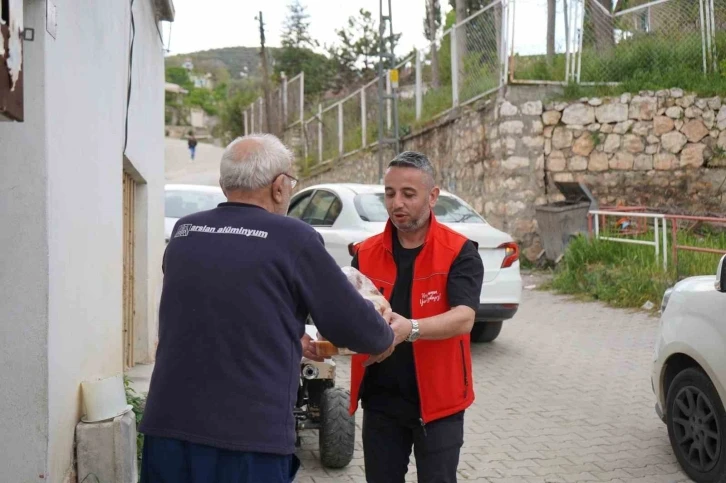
[535,182,598,262]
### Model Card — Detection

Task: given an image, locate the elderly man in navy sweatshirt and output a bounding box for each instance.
[139,133,412,483]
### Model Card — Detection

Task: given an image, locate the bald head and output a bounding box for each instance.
[219,134,293,193]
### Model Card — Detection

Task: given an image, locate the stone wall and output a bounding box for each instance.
[542,89,726,212]
[295,87,726,258]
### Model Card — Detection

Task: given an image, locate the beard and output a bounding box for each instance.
[391,209,429,233]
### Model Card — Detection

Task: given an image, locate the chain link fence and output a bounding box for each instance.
[285,73,304,128]
[507,0,724,86]
[509,0,570,82]
[455,1,505,104]
[249,0,514,168]
[578,0,705,84]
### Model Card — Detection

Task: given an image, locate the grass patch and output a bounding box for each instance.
[550,230,726,310]
[515,31,726,100]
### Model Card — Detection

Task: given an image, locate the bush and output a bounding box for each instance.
[124,375,146,475]
[550,230,726,310]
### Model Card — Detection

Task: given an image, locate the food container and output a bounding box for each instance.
[312,340,357,357]
[306,266,391,358]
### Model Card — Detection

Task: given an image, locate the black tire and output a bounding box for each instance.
[666,368,726,483]
[319,387,355,469]
[471,321,503,343]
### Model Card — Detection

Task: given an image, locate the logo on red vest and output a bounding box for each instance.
[419,290,442,307]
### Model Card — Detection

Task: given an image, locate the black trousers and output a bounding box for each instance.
[362,409,464,483]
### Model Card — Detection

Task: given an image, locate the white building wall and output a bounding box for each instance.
[124,0,166,366]
[0,1,50,481]
[0,1,166,482]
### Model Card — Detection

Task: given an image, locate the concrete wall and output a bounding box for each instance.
[124,0,166,367]
[0,1,50,481]
[0,1,165,482]
[46,1,165,481]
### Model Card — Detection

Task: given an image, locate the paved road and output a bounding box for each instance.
[165,138,224,186]
[294,274,689,483]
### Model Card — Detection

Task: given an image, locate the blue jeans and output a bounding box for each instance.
[189,146,196,160]
[140,435,300,483]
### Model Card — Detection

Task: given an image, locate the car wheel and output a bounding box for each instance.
[471,321,503,343]
[319,387,355,469]
[666,368,726,483]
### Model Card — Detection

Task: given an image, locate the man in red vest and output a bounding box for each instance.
[350,151,484,483]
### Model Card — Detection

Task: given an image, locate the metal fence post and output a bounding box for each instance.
[501,0,511,86]
[338,102,344,157]
[282,73,288,126]
[700,0,708,74]
[386,73,392,130]
[361,88,367,148]
[303,121,309,162]
[451,26,459,107]
[662,218,668,271]
[415,49,422,121]
[299,72,305,125]
[595,214,600,239]
[575,0,585,83]
[654,216,660,260]
[709,0,717,72]
[243,110,249,136]
[317,103,323,163]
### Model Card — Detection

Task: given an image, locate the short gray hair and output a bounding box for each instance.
[219,134,293,192]
[388,151,436,183]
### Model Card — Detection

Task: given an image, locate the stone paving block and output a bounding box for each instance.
[293,284,688,483]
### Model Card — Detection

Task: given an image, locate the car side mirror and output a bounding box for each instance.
[717,255,726,293]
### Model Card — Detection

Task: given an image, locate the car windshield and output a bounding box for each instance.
[353,193,485,224]
[165,189,226,218]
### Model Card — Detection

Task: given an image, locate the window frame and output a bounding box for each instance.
[299,189,343,227]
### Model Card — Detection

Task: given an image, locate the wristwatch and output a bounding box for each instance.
[406,319,420,342]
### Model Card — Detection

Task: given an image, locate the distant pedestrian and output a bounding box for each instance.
[188,132,197,161]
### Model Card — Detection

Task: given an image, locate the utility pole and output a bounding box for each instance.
[376,0,400,183]
[257,11,273,134]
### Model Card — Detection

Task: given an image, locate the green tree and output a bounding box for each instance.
[185,88,218,116]
[330,9,400,81]
[274,47,332,97]
[216,90,259,144]
[165,66,193,90]
[274,0,332,98]
[281,0,316,48]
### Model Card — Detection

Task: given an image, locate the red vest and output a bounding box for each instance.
[349,213,475,424]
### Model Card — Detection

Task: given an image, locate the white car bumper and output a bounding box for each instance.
[476,265,522,322]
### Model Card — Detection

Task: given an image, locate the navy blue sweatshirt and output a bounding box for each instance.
[139,202,394,455]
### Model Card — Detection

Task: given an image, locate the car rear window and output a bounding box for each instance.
[165,190,226,219]
[353,193,485,224]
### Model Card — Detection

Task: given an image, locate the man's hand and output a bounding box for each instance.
[388,312,413,345]
[362,312,412,367]
[301,333,324,362]
[363,344,394,367]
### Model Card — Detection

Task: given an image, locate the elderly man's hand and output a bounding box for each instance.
[301,333,324,362]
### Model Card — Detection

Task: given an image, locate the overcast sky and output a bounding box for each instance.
[162,0,568,60]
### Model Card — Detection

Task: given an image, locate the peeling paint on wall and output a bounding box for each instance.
[7,0,24,91]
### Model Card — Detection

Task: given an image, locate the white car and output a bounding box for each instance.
[652,254,726,482]
[164,184,226,242]
[287,183,522,343]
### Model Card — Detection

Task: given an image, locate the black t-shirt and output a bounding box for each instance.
[352,229,484,423]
